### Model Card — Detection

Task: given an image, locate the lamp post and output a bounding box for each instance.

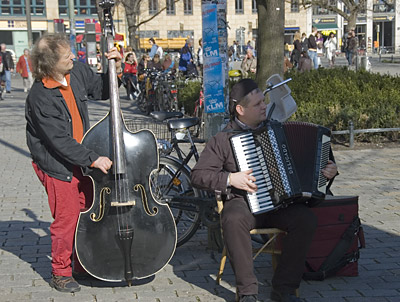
[25,0,33,48]
[69,0,77,56]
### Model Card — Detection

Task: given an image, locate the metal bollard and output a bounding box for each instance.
[349,121,354,148]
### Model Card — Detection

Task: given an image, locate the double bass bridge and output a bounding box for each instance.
[111,200,136,207]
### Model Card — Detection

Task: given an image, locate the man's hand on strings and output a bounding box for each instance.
[229,169,257,193]
[92,156,113,174]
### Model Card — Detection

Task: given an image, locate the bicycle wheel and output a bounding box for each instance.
[150,156,201,247]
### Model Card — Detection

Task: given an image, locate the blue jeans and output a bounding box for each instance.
[308,50,318,69]
[1,70,11,92]
[346,50,353,66]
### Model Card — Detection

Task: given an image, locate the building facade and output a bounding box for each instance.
[0,0,398,58]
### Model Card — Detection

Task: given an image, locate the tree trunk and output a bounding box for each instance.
[256,0,285,89]
[122,0,141,50]
[347,13,357,31]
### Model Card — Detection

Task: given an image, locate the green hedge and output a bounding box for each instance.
[285,67,400,141]
[176,68,400,141]
[177,79,202,115]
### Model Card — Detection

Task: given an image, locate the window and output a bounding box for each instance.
[139,30,160,38]
[58,0,97,16]
[252,0,257,14]
[235,0,243,14]
[149,0,158,15]
[373,0,394,13]
[167,30,194,39]
[291,0,299,13]
[184,0,192,15]
[59,0,68,15]
[166,0,175,15]
[1,0,45,16]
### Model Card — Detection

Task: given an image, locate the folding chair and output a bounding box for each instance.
[214,191,286,285]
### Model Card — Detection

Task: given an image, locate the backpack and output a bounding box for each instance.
[156,45,163,58]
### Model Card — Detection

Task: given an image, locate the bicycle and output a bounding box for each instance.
[146,112,219,247]
[155,72,179,112]
[136,68,162,115]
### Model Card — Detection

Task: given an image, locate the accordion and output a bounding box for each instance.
[230,121,331,215]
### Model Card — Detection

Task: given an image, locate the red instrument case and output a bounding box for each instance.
[302,195,366,280]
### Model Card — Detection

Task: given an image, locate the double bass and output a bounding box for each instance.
[75,0,177,284]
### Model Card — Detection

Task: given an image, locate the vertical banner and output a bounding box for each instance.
[203,58,224,112]
[202,3,225,113]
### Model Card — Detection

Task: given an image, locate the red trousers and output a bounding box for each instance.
[32,162,93,276]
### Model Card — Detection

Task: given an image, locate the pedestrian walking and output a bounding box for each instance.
[1,43,14,93]
[241,48,257,77]
[346,30,358,66]
[300,33,308,52]
[179,38,197,76]
[324,32,337,67]
[291,31,302,68]
[16,48,33,93]
[307,27,319,70]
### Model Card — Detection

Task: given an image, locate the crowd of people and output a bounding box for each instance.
[287,27,359,73]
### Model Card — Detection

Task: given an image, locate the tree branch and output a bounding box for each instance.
[136,0,181,28]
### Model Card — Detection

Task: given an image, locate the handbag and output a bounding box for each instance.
[0,62,3,73]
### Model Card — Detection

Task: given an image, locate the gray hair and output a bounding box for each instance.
[31,33,69,80]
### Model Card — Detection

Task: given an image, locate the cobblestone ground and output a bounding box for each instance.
[0,74,399,301]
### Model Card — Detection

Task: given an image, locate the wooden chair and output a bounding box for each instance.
[215,191,286,285]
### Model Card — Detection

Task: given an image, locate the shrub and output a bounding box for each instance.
[177,79,201,115]
[285,67,400,141]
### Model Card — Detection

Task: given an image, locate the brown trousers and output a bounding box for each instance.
[221,198,317,296]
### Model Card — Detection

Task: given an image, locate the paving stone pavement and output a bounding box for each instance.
[0,74,399,302]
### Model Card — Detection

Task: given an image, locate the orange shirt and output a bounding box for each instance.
[42,74,84,143]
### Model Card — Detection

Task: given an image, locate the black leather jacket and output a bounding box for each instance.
[1,50,14,70]
[25,61,110,182]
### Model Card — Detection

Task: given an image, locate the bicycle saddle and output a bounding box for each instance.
[150,111,183,121]
[167,117,199,130]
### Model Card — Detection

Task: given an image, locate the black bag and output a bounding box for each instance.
[303,195,366,280]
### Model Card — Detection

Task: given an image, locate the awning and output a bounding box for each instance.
[314,23,338,30]
[285,27,300,31]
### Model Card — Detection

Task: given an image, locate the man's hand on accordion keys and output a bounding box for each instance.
[229,169,258,193]
[322,160,338,180]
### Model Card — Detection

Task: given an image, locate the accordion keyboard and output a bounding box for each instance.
[231,132,276,214]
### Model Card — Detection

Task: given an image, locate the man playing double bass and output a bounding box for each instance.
[25,33,122,293]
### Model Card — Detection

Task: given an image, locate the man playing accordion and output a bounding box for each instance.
[191,79,338,302]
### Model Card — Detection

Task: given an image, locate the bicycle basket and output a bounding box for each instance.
[125,118,170,141]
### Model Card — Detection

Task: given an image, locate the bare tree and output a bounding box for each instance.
[299,0,367,30]
[97,0,181,50]
[255,0,285,88]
